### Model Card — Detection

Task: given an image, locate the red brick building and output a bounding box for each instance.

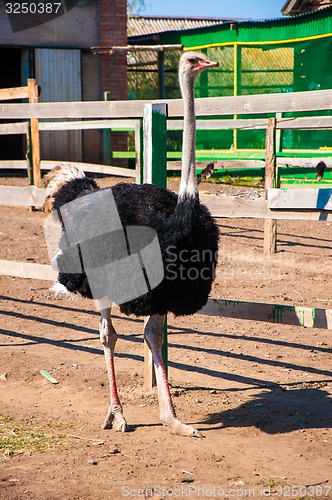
[0,0,128,163]
[99,0,128,102]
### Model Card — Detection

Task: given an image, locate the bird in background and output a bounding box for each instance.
[315,161,327,181]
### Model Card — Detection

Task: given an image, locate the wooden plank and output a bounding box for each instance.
[0,86,29,101]
[143,103,168,186]
[39,119,139,131]
[0,159,136,177]
[143,103,168,387]
[0,89,330,120]
[67,163,135,178]
[169,119,269,130]
[0,100,149,119]
[0,122,28,135]
[0,185,45,207]
[0,157,329,174]
[276,157,332,167]
[265,118,277,190]
[95,44,183,53]
[168,159,266,170]
[167,151,332,163]
[268,188,332,210]
[264,218,277,253]
[277,116,332,130]
[0,160,30,169]
[28,79,41,188]
[200,194,332,221]
[167,157,332,170]
[264,118,277,255]
[0,259,56,281]
[194,150,267,160]
[169,116,332,131]
[192,89,332,118]
[40,160,136,178]
[200,298,332,329]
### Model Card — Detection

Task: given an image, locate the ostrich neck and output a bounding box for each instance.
[179,75,198,200]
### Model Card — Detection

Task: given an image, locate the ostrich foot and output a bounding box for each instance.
[102,408,128,432]
[162,416,203,438]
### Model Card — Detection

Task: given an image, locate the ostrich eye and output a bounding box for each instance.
[188,58,197,65]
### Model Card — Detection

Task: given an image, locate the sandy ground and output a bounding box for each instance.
[0,175,331,499]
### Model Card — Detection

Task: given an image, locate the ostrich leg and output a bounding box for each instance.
[144,314,202,438]
[99,307,128,432]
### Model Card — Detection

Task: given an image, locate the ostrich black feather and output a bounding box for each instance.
[53,179,219,317]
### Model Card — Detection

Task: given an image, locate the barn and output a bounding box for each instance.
[0,0,127,164]
[128,7,332,157]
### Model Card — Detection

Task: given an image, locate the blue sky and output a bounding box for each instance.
[141,0,287,20]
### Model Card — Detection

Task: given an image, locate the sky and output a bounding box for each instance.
[140,0,287,20]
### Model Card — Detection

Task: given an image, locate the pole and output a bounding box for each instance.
[143,103,168,390]
[264,117,277,255]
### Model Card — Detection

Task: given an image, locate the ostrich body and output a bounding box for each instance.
[44,52,219,437]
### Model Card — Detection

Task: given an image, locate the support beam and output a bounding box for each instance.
[143,103,168,389]
[27,79,41,188]
[264,117,277,255]
[201,298,332,329]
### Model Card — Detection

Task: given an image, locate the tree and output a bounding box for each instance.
[127,0,145,15]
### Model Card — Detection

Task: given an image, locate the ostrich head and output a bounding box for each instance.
[179,52,219,84]
[178,52,219,199]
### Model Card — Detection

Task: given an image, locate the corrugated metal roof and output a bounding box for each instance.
[128,15,239,37]
[156,6,332,48]
[282,0,332,16]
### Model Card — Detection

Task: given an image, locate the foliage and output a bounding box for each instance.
[0,416,65,456]
[127,0,145,15]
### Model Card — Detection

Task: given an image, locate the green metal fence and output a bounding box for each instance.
[129,8,332,172]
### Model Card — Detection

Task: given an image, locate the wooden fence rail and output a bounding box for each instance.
[0,88,331,119]
[1,184,332,220]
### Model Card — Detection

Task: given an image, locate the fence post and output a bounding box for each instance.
[143,102,168,391]
[27,79,41,188]
[135,120,143,184]
[264,117,277,255]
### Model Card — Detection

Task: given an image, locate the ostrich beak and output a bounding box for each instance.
[198,60,219,69]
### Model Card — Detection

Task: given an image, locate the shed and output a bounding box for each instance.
[0,0,127,164]
[128,8,332,152]
[282,0,332,16]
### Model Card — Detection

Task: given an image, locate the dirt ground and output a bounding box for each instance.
[0,175,331,499]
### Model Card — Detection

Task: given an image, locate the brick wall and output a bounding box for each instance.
[99,0,128,163]
[99,0,127,99]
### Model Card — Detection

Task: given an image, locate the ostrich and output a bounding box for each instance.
[44,52,219,437]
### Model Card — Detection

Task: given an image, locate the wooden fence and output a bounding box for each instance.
[1,89,332,388]
[0,118,143,183]
[0,79,40,186]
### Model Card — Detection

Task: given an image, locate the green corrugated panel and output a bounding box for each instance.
[153,9,332,168]
[160,7,332,48]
